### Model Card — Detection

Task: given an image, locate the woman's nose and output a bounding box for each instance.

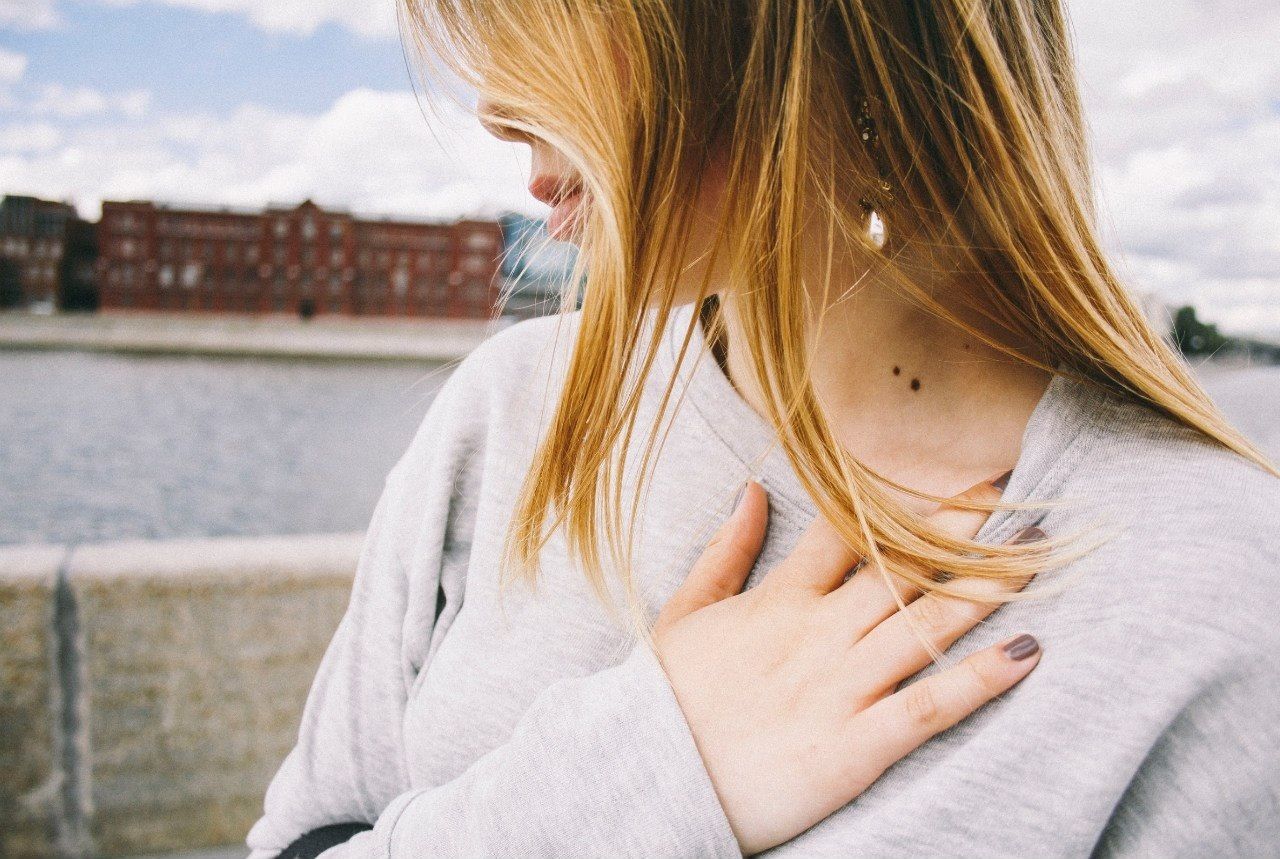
[476,97,523,143]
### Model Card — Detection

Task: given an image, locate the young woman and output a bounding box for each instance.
[249,1,1280,856]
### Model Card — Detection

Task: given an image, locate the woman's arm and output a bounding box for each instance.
[1092,635,1280,856]
[245,467,434,857]
[317,477,1043,858]
[246,361,478,858]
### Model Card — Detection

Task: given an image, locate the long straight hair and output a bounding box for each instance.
[400,0,1277,620]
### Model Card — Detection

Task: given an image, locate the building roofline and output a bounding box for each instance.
[99,197,489,228]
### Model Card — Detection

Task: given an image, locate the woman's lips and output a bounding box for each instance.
[546,187,584,241]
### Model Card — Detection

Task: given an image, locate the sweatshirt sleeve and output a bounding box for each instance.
[1091,636,1280,857]
[245,365,474,858]
[315,640,743,859]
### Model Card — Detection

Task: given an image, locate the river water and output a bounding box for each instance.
[1,350,1276,546]
[1,349,446,546]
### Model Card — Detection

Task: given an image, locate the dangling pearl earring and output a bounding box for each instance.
[865,209,887,251]
[856,97,895,252]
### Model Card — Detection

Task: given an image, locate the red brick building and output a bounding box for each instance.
[0,194,98,311]
[96,199,504,319]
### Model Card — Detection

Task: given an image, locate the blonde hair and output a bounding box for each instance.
[400,0,1277,621]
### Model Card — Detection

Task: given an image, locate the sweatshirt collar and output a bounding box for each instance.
[659,300,1114,543]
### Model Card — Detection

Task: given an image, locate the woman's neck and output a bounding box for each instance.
[712,274,1052,513]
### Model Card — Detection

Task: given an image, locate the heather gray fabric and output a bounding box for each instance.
[247,302,1280,859]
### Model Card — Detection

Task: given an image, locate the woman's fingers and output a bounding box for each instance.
[825,472,1011,632]
[848,525,1045,696]
[654,481,769,634]
[767,512,863,593]
[844,632,1042,782]
[921,475,1007,543]
[827,560,921,641]
[768,469,1011,598]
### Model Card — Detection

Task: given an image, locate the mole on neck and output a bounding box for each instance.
[891,365,922,392]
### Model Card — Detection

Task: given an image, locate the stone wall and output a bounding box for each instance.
[0,310,496,363]
[0,532,364,858]
[0,545,64,858]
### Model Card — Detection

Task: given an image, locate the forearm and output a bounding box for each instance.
[319,644,741,859]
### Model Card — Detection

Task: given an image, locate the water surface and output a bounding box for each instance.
[1,350,1275,546]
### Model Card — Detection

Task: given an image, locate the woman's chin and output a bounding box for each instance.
[547,192,586,243]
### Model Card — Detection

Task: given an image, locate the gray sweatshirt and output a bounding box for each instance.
[247,302,1280,858]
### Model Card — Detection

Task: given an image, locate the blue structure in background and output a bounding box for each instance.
[497,213,579,320]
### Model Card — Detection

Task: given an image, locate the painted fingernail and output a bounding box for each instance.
[992,469,1014,491]
[1010,525,1046,544]
[1003,633,1040,661]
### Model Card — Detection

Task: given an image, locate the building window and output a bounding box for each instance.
[181,263,201,289]
[271,276,287,312]
[274,218,289,238]
[392,268,409,297]
[466,231,494,250]
[302,218,317,241]
[159,265,174,288]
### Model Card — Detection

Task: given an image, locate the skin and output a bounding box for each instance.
[657,479,1040,854]
[682,153,1056,514]
[480,100,1046,855]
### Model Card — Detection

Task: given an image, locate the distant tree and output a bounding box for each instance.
[1171,305,1228,357]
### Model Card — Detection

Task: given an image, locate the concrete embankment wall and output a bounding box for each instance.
[0,533,363,858]
[0,310,499,363]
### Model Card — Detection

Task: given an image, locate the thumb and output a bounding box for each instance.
[656,480,769,632]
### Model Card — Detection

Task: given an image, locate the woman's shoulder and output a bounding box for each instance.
[1052,383,1280,645]
[451,311,583,398]
[1079,383,1280,529]
[388,312,581,483]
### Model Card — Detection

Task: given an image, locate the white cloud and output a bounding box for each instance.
[0,48,27,110]
[0,121,60,151]
[26,83,152,118]
[1070,0,1280,338]
[0,0,59,30]
[0,88,534,223]
[90,0,398,39]
[3,0,1277,338]
[0,49,27,85]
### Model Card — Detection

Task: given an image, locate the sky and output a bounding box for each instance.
[1,1,1278,338]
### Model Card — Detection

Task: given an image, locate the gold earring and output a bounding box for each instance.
[856,98,894,251]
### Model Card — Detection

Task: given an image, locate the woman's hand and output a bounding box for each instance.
[653,477,1043,855]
